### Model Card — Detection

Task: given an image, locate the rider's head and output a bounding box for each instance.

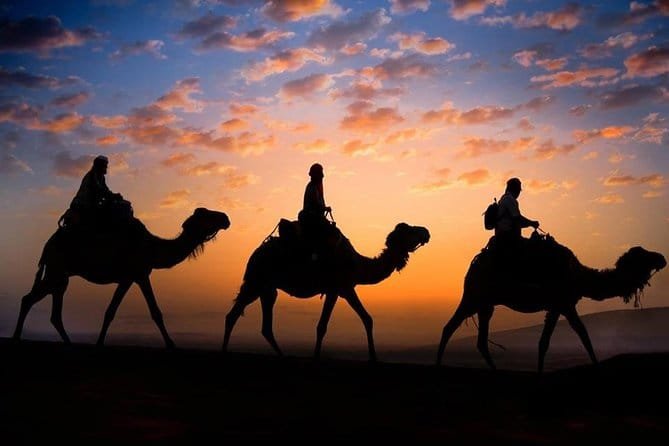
[93,155,109,175]
[506,177,522,198]
[309,163,324,180]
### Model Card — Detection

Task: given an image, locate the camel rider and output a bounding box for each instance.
[66,155,130,229]
[493,177,539,263]
[298,163,334,260]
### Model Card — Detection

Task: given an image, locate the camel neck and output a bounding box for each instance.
[354,248,404,285]
[578,266,640,302]
[149,231,204,269]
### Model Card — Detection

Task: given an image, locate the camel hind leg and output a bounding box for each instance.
[13,266,57,340]
[436,298,478,365]
[222,281,260,352]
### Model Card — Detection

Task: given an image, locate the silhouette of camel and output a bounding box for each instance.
[222,222,430,361]
[13,208,230,348]
[437,234,666,372]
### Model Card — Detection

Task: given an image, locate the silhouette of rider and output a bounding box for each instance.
[298,163,333,260]
[493,177,539,265]
[67,155,130,229]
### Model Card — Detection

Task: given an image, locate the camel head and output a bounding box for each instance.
[182,207,231,243]
[385,223,430,271]
[615,246,666,305]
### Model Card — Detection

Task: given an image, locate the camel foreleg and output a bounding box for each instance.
[437,300,476,366]
[97,280,132,347]
[563,306,598,366]
[476,305,496,370]
[260,289,282,356]
[137,277,175,350]
[342,289,376,362]
[537,310,560,374]
[314,293,338,360]
[222,283,259,352]
[49,277,71,344]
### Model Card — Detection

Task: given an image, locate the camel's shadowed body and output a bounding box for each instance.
[13,208,230,348]
[437,233,666,372]
[222,222,430,360]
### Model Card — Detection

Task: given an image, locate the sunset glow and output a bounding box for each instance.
[1,0,667,350]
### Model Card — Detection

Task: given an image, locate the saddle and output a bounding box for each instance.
[276,218,342,262]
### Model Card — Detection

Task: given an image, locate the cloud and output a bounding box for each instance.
[512,50,536,67]
[0,67,81,89]
[329,79,404,101]
[197,28,294,52]
[229,102,259,115]
[580,32,652,59]
[517,117,534,131]
[0,101,85,133]
[154,77,204,112]
[175,129,276,155]
[597,1,669,28]
[594,193,624,204]
[110,40,166,60]
[384,128,423,145]
[624,46,669,78]
[530,67,619,89]
[526,179,557,193]
[278,73,334,99]
[456,136,534,158]
[634,113,668,144]
[90,114,127,128]
[341,139,377,156]
[582,150,598,161]
[390,32,455,55]
[220,118,248,132]
[262,0,344,22]
[0,16,101,54]
[294,138,331,153]
[643,190,663,199]
[360,53,438,80]
[175,12,236,39]
[161,152,196,167]
[50,91,90,108]
[339,100,404,133]
[523,95,554,111]
[599,84,668,109]
[241,47,331,82]
[448,0,506,20]
[0,152,32,175]
[52,151,93,178]
[603,172,665,188]
[183,162,258,188]
[307,8,391,51]
[160,189,191,209]
[340,42,367,55]
[457,168,490,185]
[535,57,567,71]
[411,168,452,193]
[569,104,591,116]
[533,139,577,160]
[573,125,635,143]
[421,102,516,125]
[96,134,120,146]
[390,0,430,14]
[482,3,582,30]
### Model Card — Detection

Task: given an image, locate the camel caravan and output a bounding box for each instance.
[12,160,666,372]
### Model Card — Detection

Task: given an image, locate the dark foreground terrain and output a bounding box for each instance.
[1,338,668,445]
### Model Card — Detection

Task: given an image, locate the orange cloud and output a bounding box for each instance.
[594,193,624,204]
[624,46,669,78]
[390,0,430,14]
[241,48,331,82]
[294,138,332,153]
[229,102,259,115]
[340,42,367,55]
[634,113,668,144]
[361,54,438,80]
[530,67,619,89]
[457,168,490,186]
[390,32,455,55]
[534,139,578,160]
[535,57,568,71]
[582,151,598,160]
[341,139,376,156]
[329,79,405,101]
[90,114,127,129]
[482,3,582,30]
[262,0,343,22]
[643,190,663,199]
[161,152,196,167]
[603,172,665,188]
[160,189,190,209]
[573,125,635,143]
[198,28,295,52]
[96,135,119,146]
[31,112,85,132]
[340,100,404,133]
[422,102,516,125]
[154,78,204,112]
[220,118,248,132]
[384,128,422,145]
[278,73,334,99]
[456,136,534,158]
[580,32,652,59]
[449,0,506,20]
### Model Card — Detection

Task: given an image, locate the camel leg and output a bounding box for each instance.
[314,293,338,360]
[537,310,560,374]
[476,305,496,370]
[222,282,259,352]
[563,306,598,365]
[13,280,52,340]
[342,289,376,362]
[137,277,175,350]
[49,277,71,344]
[97,280,132,347]
[437,300,477,365]
[260,289,282,356]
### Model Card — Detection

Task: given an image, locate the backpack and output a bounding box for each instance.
[483,198,498,230]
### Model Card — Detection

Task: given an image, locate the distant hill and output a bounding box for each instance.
[386,307,669,370]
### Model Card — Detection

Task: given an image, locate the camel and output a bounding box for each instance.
[436,232,666,372]
[13,207,230,348]
[222,221,430,361]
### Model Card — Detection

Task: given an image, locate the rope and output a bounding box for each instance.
[263,222,280,243]
[467,314,507,351]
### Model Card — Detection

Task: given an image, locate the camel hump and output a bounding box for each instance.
[278,218,300,240]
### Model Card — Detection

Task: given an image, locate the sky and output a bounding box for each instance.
[0,0,668,351]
